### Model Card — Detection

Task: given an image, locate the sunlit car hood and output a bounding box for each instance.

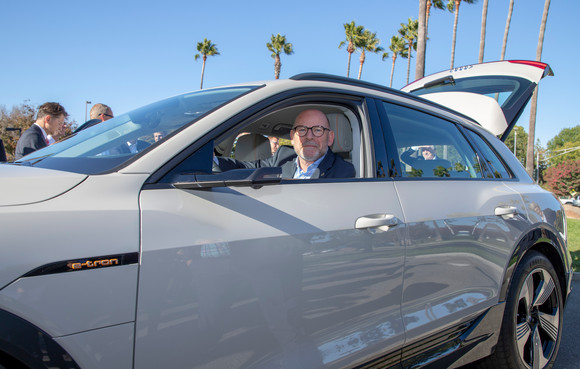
[0,165,87,206]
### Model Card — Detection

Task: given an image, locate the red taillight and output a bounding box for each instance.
[508,60,548,69]
[508,60,553,77]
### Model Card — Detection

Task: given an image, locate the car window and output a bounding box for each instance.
[464,129,512,179]
[210,104,363,180]
[381,102,483,179]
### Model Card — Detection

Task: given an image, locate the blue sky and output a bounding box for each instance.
[0,0,575,146]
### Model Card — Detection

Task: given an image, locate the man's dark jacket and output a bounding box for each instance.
[218,146,355,179]
[74,119,101,133]
[14,124,47,160]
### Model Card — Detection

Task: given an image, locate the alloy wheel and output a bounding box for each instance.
[515,267,560,369]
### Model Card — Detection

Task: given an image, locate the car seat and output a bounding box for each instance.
[234,134,272,161]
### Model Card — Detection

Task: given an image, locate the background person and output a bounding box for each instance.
[401,145,438,166]
[268,136,280,155]
[14,102,68,160]
[74,103,114,133]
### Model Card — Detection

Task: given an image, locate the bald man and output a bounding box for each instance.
[217,109,355,179]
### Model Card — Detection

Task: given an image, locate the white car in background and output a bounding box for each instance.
[0,60,572,369]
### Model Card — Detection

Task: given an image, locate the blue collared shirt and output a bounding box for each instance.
[293,153,327,179]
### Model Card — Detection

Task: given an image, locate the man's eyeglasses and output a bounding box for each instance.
[292,125,330,137]
[103,113,114,118]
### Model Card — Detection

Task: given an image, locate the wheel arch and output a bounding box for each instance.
[498,225,569,305]
[0,309,80,369]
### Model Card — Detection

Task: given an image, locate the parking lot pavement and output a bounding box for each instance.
[554,274,580,369]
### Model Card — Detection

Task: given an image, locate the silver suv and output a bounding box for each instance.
[0,60,572,369]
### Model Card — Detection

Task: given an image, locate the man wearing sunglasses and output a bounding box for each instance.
[74,103,114,133]
[217,109,355,179]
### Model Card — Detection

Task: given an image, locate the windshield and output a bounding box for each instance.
[13,86,257,174]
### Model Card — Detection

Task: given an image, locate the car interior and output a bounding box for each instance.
[212,104,363,178]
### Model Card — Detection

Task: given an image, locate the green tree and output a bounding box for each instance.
[447,0,477,68]
[267,33,294,80]
[504,125,528,164]
[383,36,408,88]
[355,29,383,80]
[339,21,364,78]
[398,18,418,84]
[194,38,220,90]
[546,125,580,166]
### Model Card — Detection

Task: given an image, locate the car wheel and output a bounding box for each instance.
[479,250,563,369]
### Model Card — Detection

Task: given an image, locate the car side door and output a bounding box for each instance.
[376,100,530,364]
[134,96,406,369]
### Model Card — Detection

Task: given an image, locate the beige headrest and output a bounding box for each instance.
[327,114,353,153]
[234,134,272,161]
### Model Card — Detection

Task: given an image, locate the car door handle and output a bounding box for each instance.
[495,206,518,217]
[355,214,399,229]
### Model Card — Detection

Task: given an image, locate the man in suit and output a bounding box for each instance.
[14,102,68,160]
[217,109,355,179]
[74,103,114,133]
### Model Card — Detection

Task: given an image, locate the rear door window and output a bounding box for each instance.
[380,102,483,179]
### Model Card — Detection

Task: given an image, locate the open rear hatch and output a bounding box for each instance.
[401,60,553,141]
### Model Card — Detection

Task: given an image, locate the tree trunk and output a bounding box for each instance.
[406,43,412,84]
[501,0,515,60]
[450,0,460,68]
[358,51,366,80]
[200,56,206,89]
[274,54,281,79]
[390,55,397,88]
[347,51,352,78]
[526,0,551,178]
[416,0,427,79]
[479,0,489,63]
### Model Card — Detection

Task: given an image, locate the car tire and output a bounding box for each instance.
[478,250,563,369]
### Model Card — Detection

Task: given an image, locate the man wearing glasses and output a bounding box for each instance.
[74,103,114,133]
[217,109,355,179]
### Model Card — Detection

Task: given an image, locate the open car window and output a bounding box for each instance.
[211,104,363,179]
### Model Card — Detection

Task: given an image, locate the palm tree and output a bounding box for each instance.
[447,0,477,68]
[267,34,294,79]
[399,18,418,84]
[194,38,220,90]
[384,36,408,88]
[479,0,489,63]
[500,0,515,60]
[339,21,364,78]
[355,29,383,80]
[526,0,551,178]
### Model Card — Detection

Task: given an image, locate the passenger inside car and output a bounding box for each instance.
[213,106,358,179]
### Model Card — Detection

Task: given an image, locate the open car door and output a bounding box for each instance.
[401,60,553,141]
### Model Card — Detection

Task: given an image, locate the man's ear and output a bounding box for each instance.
[327,130,335,147]
[42,115,52,128]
